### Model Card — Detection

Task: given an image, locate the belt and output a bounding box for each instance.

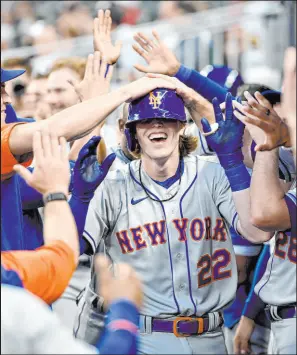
[265,304,296,322]
[151,314,223,337]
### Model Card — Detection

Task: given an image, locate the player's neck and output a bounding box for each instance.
[141,152,180,182]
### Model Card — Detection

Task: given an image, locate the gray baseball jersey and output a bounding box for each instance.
[255,188,296,305]
[1,285,98,354]
[83,155,239,318]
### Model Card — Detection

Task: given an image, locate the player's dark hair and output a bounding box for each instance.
[236,83,273,101]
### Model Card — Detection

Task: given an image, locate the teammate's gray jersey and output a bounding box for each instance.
[83,155,239,317]
[255,188,296,305]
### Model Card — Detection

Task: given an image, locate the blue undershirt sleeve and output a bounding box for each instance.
[242,244,270,320]
[96,299,139,355]
[175,64,231,104]
[18,168,43,210]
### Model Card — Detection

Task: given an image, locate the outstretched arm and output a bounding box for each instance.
[8,76,177,157]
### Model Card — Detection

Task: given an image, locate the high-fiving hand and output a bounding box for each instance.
[71,136,116,202]
[233,91,291,151]
[201,93,245,161]
[93,9,122,65]
[69,51,113,102]
[13,130,70,198]
[133,30,181,76]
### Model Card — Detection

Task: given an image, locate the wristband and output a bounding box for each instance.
[43,192,67,205]
[217,150,244,170]
[224,163,251,192]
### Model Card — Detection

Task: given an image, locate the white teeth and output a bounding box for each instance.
[149,133,167,140]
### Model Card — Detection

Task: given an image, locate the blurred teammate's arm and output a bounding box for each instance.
[1,130,80,304]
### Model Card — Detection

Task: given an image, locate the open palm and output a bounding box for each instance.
[93,9,122,65]
[133,30,180,76]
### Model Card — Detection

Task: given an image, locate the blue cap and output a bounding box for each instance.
[200,65,244,96]
[1,68,26,83]
[126,88,186,126]
[261,90,281,105]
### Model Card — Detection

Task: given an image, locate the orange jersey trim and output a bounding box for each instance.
[1,241,76,304]
[1,123,33,178]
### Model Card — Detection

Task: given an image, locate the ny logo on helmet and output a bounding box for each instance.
[149,91,166,109]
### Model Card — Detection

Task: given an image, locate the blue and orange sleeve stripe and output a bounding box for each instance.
[1,240,76,304]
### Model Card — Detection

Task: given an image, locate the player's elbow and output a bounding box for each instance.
[250,207,282,233]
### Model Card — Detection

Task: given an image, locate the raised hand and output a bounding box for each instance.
[13,130,69,197]
[95,254,143,310]
[71,136,116,201]
[69,51,113,102]
[93,9,122,65]
[201,93,245,158]
[233,91,291,151]
[133,30,180,76]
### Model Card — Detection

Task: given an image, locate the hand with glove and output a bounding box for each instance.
[201,92,250,192]
[71,136,116,202]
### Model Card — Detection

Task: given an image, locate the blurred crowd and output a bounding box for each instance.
[1,0,220,50]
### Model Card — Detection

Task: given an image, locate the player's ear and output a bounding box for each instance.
[179,122,186,135]
[118,118,125,133]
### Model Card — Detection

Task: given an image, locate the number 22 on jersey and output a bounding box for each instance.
[197,248,232,288]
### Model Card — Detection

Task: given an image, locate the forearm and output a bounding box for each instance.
[175,65,229,103]
[234,189,272,243]
[189,95,216,131]
[9,89,130,156]
[68,126,102,162]
[43,200,79,262]
[250,149,288,230]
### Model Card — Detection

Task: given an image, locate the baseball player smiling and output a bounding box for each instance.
[74,86,271,354]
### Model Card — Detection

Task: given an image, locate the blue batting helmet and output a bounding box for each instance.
[124,88,186,151]
[1,68,25,83]
[200,65,244,96]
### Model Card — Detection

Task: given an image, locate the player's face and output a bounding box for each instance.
[24,78,48,111]
[135,118,184,160]
[1,82,12,124]
[46,68,80,114]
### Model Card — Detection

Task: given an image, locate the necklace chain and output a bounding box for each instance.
[138,159,182,203]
